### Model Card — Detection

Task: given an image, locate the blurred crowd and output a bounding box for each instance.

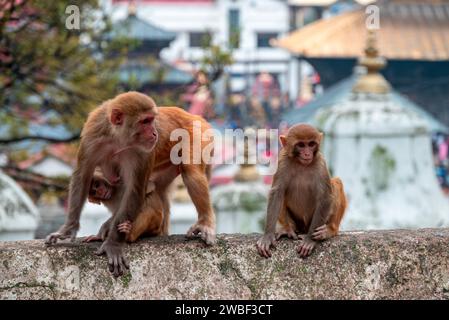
[432,133,449,194]
[181,70,292,130]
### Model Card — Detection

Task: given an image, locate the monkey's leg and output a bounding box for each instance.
[312,179,347,241]
[181,164,216,245]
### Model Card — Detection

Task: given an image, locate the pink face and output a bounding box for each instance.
[90,179,112,200]
[110,109,158,152]
[136,113,158,152]
[293,140,318,166]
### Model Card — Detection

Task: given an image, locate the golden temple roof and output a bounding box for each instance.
[274,1,449,61]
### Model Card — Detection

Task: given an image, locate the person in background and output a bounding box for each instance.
[251,72,281,128]
[181,70,215,120]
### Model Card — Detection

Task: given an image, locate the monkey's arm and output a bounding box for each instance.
[257,174,286,258]
[46,143,96,244]
[97,153,153,277]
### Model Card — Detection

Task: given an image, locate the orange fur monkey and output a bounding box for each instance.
[257,124,347,258]
[45,92,215,277]
[85,165,179,242]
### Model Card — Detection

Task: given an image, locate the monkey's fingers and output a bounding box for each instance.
[297,241,315,258]
[45,232,70,245]
[83,235,103,243]
[312,230,327,241]
[186,224,216,246]
[256,243,270,258]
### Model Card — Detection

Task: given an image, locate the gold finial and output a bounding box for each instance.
[352,30,390,94]
[128,1,137,16]
[234,128,260,182]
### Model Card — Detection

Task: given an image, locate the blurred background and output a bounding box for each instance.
[1,0,448,241]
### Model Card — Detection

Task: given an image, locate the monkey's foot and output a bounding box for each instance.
[44,225,78,245]
[312,224,330,241]
[296,237,317,258]
[256,233,277,258]
[83,235,103,243]
[275,228,298,240]
[186,222,216,246]
[96,240,129,277]
[117,220,132,234]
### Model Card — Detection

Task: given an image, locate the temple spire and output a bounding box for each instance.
[352,30,390,94]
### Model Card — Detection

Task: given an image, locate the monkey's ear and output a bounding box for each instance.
[319,132,324,142]
[279,135,287,147]
[110,109,124,126]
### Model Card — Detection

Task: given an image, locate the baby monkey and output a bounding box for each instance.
[257,124,347,258]
[86,165,178,242]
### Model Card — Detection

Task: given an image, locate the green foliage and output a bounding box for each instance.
[200,31,234,82]
[0,0,132,139]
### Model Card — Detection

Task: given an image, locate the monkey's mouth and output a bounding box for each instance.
[298,157,313,165]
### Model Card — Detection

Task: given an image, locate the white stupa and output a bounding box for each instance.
[313,31,449,230]
[0,170,40,240]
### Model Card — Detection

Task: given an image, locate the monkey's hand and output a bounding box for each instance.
[296,236,317,258]
[275,228,298,240]
[186,222,216,246]
[45,223,79,245]
[312,224,330,241]
[117,220,132,234]
[256,233,276,258]
[96,240,129,277]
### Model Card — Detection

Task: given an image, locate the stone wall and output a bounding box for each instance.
[1,229,449,299]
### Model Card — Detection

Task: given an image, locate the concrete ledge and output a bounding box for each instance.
[1,229,449,299]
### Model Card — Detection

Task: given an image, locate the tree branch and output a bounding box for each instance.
[0,133,80,144]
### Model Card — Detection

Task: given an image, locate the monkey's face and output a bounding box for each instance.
[133,112,159,153]
[89,178,113,201]
[109,92,159,153]
[280,124,323,166]
[292,140,319,166]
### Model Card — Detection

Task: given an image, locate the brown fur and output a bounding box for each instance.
[257,124,347,258]
[46,92,216,277]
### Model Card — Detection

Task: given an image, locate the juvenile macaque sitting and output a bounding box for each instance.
[85,166,178,242]
[257,124,347,258]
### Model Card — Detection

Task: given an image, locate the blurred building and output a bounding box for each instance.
[276,0,449,125]
[108,0,291,93]
[109,5,193,92]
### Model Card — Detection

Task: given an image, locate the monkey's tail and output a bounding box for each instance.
[331,177,347,212]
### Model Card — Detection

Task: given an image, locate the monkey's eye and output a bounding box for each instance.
[93,181,100,189]
[298,142,305,148]
[308,141,316,147]
[141,117,154,125]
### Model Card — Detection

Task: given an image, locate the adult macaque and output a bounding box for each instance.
[257,124,347,258]
[45,92,215,277]
[85,165,179,242]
